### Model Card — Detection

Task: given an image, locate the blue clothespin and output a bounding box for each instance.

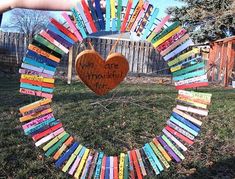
[105,157,110,179]
[55,142,79,168]
[95,0,105,30]
[172,112,200,132]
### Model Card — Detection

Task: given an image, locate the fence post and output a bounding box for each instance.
[15,36,19,65]
[67,47,73,84]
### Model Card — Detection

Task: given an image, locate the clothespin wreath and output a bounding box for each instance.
[16,0,213,178]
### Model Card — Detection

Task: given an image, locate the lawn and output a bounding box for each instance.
[0,76,234,179]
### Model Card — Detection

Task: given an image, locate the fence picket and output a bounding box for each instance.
[0,31,169,75]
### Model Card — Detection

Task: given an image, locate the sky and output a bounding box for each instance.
[0,0,184,31]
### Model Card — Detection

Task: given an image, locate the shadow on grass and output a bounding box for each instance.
[184,157,235,179]
[53,80,178,102]
[53,88,177,103]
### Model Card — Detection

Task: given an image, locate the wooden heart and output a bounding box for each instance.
[76,50,129,96]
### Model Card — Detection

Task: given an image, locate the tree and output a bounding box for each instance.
[167,0,235,43]
[5,8,51,36]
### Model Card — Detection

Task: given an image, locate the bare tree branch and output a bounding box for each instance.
[5,8,51,36]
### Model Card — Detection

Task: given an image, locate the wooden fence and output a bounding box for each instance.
[0,31,170,75]
[208,36,235,87]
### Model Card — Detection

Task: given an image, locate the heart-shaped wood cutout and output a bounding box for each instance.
[76,50,129,96]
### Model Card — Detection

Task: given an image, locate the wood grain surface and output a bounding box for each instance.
[76,50,129,95]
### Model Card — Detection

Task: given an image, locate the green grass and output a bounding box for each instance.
[0,76,234,179]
